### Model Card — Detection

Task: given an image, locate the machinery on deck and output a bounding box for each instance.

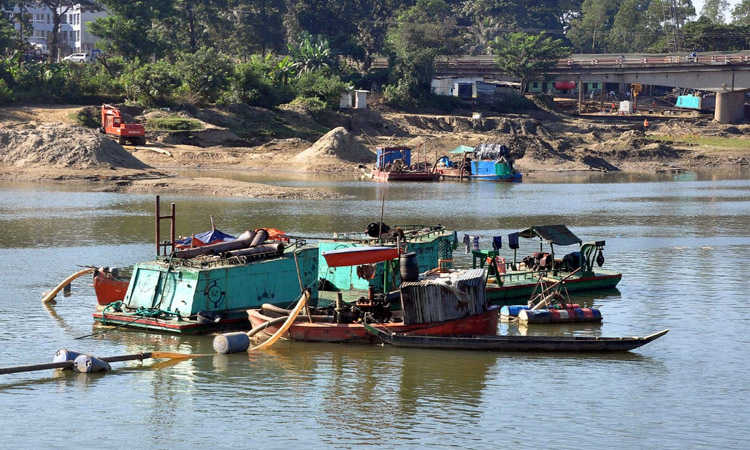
[100,104,146,145]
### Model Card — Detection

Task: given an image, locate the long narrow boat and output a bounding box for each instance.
[365,326,669,352]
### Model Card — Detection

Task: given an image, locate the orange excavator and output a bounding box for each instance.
[100,104,146,145]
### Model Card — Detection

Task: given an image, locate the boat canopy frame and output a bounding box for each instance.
[517,225,582,247]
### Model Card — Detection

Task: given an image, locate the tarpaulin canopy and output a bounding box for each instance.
[474,143,511,160]
[322,246,399,267]
[449,145,475,154]
[517,225,581,246]
[174,229,236,248]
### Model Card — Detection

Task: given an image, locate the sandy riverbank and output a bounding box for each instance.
[1,101,748,197]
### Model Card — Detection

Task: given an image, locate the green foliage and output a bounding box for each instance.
[0,78,13,104]
[4,0,750,112]
[91,0,174,61]
[700,0,729,23]
[385,0,463,106]
[733,0,750,25]
[683,18,750,51]
[291,71,348,109]
[69,106,100,128]
[121,60,180,106]
[176,47,232,104]
[288,33,336,75]
[146,116,204,131]
[222,59,291,107]
[491,93,538,113]
[383,79,417,108]
[0,14,14,56]
[289,96,328,114]
[491,32,571,94]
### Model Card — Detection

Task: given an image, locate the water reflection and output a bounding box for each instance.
[0,172,748,449]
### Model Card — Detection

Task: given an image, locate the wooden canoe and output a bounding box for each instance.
[364,325,669,352]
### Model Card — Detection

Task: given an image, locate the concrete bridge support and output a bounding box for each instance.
[714,91,746,124]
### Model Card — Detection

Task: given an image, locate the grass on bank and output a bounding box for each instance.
[146,117,205,132]
[647,135,750,150]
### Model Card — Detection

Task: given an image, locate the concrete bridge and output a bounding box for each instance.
[375,51,750,123]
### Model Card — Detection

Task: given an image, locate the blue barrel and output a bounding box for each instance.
[518,309,552,323]
[73,354,111,373]
[213,332,250,354]
[500,305,529,317]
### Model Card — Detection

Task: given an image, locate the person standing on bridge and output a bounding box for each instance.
[689,51,697,62]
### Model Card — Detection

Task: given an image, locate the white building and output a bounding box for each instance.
[3,2,107,58]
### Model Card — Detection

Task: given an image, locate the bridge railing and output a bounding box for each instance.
[372,53,750,71]
[558,54,749,68]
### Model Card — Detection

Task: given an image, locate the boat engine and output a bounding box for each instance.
[332,291,392,324]
[355,291,392,324]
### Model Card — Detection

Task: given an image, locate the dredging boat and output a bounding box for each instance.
[475,225,622,303]
[86,196,459,334]
[432,144,522,182]
[367,146,440,182]
[88,197,319,334]
[92,234,319,334]
[247,247,498,343]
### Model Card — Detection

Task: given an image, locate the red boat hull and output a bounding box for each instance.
[93,270,130,306]
[248,306,500,343]
[371,170,440,182]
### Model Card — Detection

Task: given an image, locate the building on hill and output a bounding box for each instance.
[2,2,107,59]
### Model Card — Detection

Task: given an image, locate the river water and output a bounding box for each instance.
[1,169,748,449]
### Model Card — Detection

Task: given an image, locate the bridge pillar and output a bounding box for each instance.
[715,91,745,124]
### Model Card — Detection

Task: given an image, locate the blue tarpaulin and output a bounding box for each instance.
[174,229,235,246]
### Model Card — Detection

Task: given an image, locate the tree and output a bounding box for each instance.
[458,1,582,54]
[567,0,620,53]
[0,1,15,57]
[288,33,335,75]
[491,32,571,94]
[385,0,463,104]
[90,0,174,62]
[683,17,749,50]
[230,0,286,57]
[700,0,729,23]
[608,0,662,53]
[39,1,99,63]
[733,0,750,25]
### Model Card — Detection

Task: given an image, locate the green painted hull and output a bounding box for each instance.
[487,270,622,305]
[94,244,318,333]
[318,228,457,292]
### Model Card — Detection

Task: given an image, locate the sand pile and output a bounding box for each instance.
[293,127,374,171]
[0,122,149,169]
